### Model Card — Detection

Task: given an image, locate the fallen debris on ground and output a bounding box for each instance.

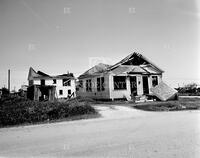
[150,81,178,101]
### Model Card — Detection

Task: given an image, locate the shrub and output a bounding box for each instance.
[0,97,97,127]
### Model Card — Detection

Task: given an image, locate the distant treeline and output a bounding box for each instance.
[176,83,200,96]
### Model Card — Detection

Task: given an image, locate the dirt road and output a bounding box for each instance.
[0,105,200,158]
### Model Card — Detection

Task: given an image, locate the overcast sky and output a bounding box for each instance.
[0,0,200,90]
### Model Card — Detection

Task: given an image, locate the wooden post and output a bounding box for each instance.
[8,69,10,92]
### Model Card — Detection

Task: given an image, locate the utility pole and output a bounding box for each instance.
[8,69,10,93]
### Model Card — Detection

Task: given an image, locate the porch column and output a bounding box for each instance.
[137,75,143,95]
[126,76,131,96]
[148,76,152,94]
[109,74,114,100]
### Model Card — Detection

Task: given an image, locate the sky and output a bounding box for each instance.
[0,0,200,90]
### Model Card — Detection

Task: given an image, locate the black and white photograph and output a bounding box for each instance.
[0,0,200,157]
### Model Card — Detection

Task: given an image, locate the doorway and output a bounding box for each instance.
[142,76,149,94]
[130,76,137,96]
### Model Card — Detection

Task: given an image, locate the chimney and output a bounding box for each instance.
[8,69,10,92]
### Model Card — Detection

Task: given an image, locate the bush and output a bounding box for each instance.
[0,97,97,127]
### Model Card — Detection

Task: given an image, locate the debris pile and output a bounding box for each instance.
[150,81,178,101]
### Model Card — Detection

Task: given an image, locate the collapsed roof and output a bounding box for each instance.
[79,52,164,78]
[108,52,164,72]
[150,81,178,101]
[28,67,74,80]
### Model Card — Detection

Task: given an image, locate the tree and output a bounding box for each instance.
[1,87,9,96]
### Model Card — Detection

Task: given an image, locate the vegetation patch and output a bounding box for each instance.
[0,97,98,127]
[133,97,200,111]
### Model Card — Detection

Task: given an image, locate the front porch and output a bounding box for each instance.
[109,74,160,101]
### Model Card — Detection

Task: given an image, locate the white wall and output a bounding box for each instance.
[33,80,40,85]
[55,79,76,98]
[77,74,110,99]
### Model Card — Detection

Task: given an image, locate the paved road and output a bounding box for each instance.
[0,106,200,158]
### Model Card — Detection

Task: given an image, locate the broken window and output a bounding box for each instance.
[53,79,57,84]
[97,77,105,91]
[63,79,71,86]
[113,76,127,90]
[59,90,63,95]
[152,76,158,87]
[41,79,45,86]
[86,79,92,92]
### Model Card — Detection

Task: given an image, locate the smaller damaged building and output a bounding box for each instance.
[27,67,76,101]
[77,52,165,101]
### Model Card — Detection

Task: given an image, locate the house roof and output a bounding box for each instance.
[37,71,50,77]
[78,52,164,78]
[108,52,164,72]
[79,63,111,79]
[110,65,161,75]
[28,67,41,80]
[28,67,74,80]
[141,65,161,74]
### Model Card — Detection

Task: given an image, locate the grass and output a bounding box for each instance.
[69,96,200,111]
[133,97,200,111]
[178,92,200,96]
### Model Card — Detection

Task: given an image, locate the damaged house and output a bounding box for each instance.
[27,67,76,101]
[77,52,168,101]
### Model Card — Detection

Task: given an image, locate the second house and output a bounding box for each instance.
[27,67,76,101]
